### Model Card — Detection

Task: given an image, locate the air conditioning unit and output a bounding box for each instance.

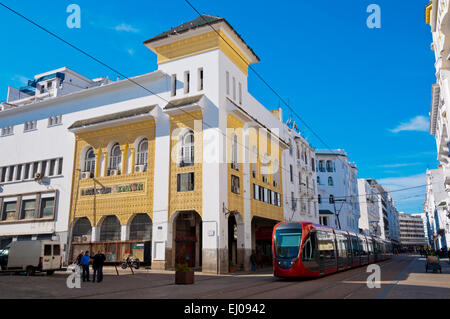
[81,172,92,179]
[109,169,120,176]
[34,172,43,181]
[81,235,91,242]
[135,165,146,173]
[73,236,81,243]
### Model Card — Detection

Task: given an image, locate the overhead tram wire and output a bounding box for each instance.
[183,0,358,167]
[0,2,297,180]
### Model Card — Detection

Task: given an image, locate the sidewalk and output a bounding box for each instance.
[97,265,273,277]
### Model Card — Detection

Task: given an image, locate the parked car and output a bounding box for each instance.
[0,240,62,276]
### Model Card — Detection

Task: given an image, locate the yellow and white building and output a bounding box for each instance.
[1,15,319,273]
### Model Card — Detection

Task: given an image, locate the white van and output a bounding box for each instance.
[0,240,62,275]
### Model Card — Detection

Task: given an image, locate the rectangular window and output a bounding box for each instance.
[0,167,6,183]
[226,71,230,95]
[49,159,56,177]
[8,166,14,182]
[44,245,52,256]
[32,162,39,176]
[264,188,269,203]
[24,121,37,132]
[15,165,22,181]
[21,200,36,220]
[48,115,62,127]
[40,161,47,176]
[253,184,259,201]
[24,164,30,180]
[198,68,204,91]
[177,173,194,192]
[184,71,190,94]
[232,77,236,100]
[238,82,242,105]
[231,175,240,194]
[53,245,60,256]
[2,201,17,221]
[40,197,55,218]
[268,190,272,204]
[1,126,14,136]
[58,158,63,175]
[290,165,293,182]
[171,74,177,96]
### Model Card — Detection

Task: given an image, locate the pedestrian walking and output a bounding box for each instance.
[81,251,91,282]
[250,251,256,272]
[92,250,106,283]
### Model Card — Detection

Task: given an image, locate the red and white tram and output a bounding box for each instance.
[272,221,393,278]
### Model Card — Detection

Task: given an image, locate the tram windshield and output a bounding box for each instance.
[274,228,302,259]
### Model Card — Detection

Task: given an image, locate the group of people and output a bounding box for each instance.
[75,250,106,283]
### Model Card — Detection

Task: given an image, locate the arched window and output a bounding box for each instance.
[180,130,194,167]
[136,138,148,172]
[129,214,152,241]
[84,147,96,176]
[318,194,321,204]
[328,176,334,186]
[329,195,334,204]
[231,134,239,170]
[317,176,321,185]
[72,217,92,242]
[109,143,122,174]
[100,215,121,241]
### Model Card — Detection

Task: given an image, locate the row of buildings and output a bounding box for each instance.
[0,15,407,273]
[424,1,450,252]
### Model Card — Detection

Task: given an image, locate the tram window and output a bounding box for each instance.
[302,233,316,261]
[351,237,359,256]
[317,231,335,261]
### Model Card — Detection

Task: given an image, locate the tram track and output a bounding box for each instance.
[239,256,410,299]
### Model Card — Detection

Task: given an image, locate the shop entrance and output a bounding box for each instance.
[174,211,202,269]
[251,216,279,268]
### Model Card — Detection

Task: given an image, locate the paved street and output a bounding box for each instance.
[0,255,449,299]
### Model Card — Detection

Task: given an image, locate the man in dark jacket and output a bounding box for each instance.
[92,251,106,283]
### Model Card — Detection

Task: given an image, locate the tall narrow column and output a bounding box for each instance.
[130,148,136,174]
[103,152,108,177]
[95,149,101,178]
[121,144,129,175]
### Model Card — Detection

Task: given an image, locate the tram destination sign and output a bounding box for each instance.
[81,183,144,196]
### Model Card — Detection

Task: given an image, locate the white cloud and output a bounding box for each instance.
[379,162,423,168]
[389,115,429,133]
[114,23,140,33]
[11,75,29,85]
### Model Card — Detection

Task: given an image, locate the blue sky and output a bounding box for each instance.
[0,0,437,213]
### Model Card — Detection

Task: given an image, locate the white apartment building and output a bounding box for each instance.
[357,178,382,237]
[399,213,428,250]
[0,15,305,273]
[315,150,360,233]
[426,1,450,212]
[425,167,450,250]
[0,68,116,253]
[282,125,319,224]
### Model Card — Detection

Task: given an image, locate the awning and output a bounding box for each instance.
[319,210,334,216]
